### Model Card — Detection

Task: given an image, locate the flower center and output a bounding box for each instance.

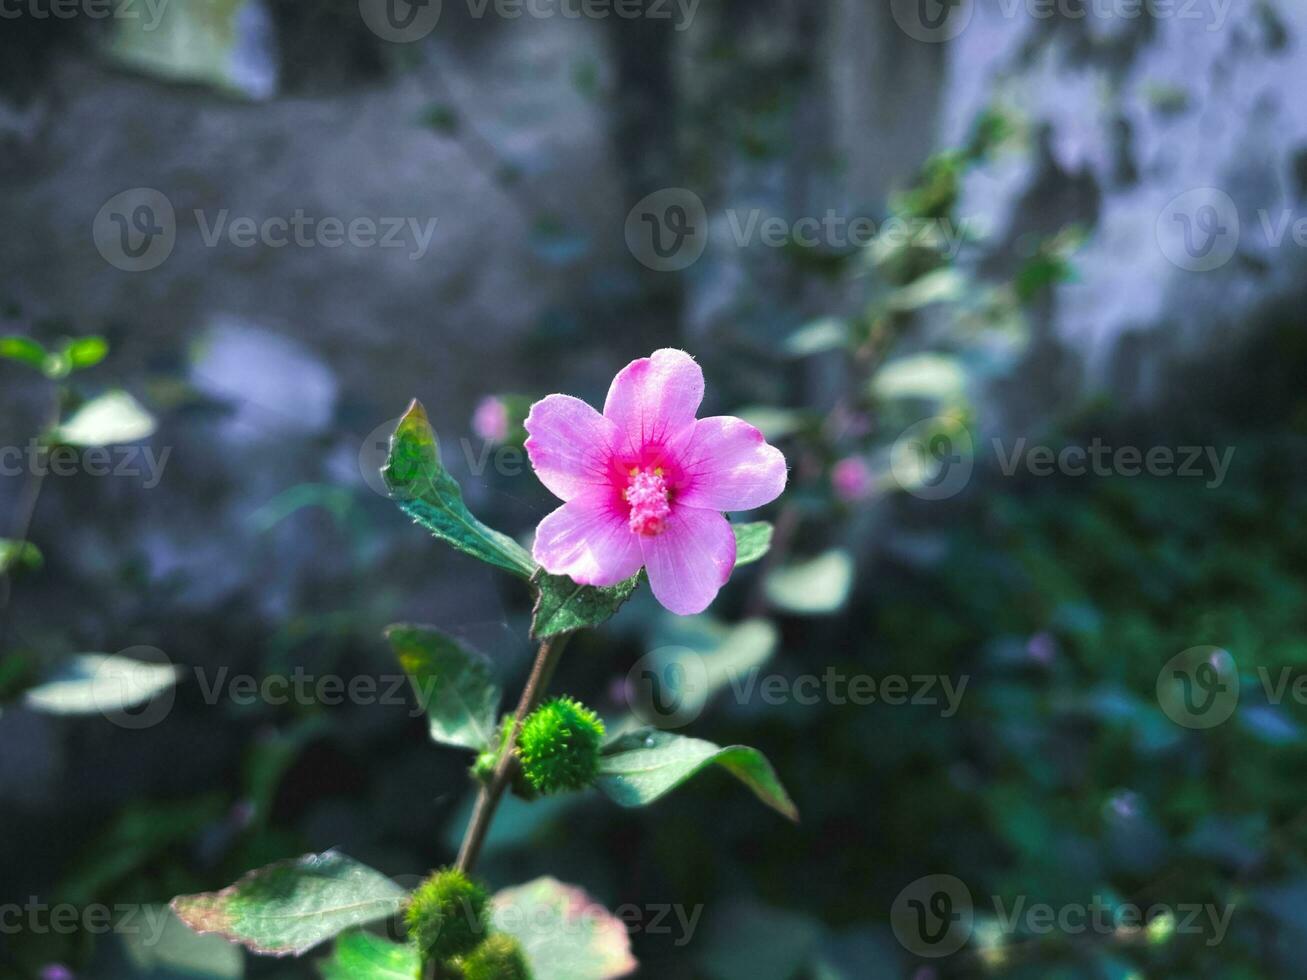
[624,468,672,536]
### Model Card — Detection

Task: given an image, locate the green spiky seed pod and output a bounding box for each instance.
[460,933,533,980]
[404,868,490,964]
[473,716,538,800]
[517,697,605,794]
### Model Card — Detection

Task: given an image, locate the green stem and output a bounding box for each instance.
[455,632,571,875]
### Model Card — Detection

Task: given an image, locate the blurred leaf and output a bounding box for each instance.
[871,353,967,404]
[531,570,641,641]
[385,623,502,751]
[383,400,537,579]
[64,335,110,371]
[597,729,798,821]
[0,335,47,370]
[54,391,157,446]
[106,0,277,101]
[24,653,180,716]
[0,538,43,574]
[121,905,244,978]
[491,877,636,980]
[317,929,419,979]
[765,550,853,615]
[732,521,773,566]
[171,851,406,957]
[417,103,459,134]
[783,317,847,358]
[885,268,965,312]
[734,406,806,441]
[640,616,777,723]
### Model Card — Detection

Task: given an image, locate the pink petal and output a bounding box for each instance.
[640,507,737,615]
[525,395,620,502]
[533,492,644,586]
[603,349,704,455]
[669,416,788,511]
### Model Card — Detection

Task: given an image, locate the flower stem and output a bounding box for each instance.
[455,632,571,875]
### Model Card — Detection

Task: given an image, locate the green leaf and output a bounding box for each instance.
[0,335,47,370]
[0,538,43,574]
[120,904,244,978]
[171,851,406,957]
[597,729,798,822]
[732,522,773,566]
[765,550,853,615]
[783,317,847,358]
[871,353,967,405]
[54,390,157,446]
[24,653,180,716]
[531,569,641,641]
[385,624,501,751]
[492,878,637,980]
[64,335,111,371]
[383,400,537,579]
[318,929,420,979]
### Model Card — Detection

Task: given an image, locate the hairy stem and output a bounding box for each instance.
[455,632,571,875]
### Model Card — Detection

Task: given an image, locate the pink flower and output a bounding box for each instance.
[472,396,510,443]
[525,349,788,615]
[831,455,874,502]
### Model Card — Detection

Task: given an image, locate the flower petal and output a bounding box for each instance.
[670,416,788,511]
[640,507,736,616]
[533,493,644,587]
[525,394,620,502]
[603,349,704,455]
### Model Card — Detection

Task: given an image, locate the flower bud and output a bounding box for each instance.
[404,867,490,964]
[460,933,533,980]
[517,697,605,794]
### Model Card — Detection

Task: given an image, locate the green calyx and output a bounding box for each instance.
[517,696,605,795]
[473,716,538,800]
[404,867,490,964]
[460,933,533,980]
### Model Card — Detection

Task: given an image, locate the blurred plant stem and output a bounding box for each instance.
[0,385,60,650]
[455,632,572,875]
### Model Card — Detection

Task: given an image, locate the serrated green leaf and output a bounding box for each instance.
[54,390,157,446]
[0,538,43,574]
[171,851,406,957]
[385,624,501,751]
[0,335,47,370]
[317,929,419,979]
[24,653,180,715]
[732,522,773,566]
[64,335,111,371]
[383,400,537,579]
[531,569,641,640]
[597,729,798,821]
[765,550,853,615]
[492,878,637,980]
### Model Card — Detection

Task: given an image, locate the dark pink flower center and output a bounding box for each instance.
[624,468,672,536]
